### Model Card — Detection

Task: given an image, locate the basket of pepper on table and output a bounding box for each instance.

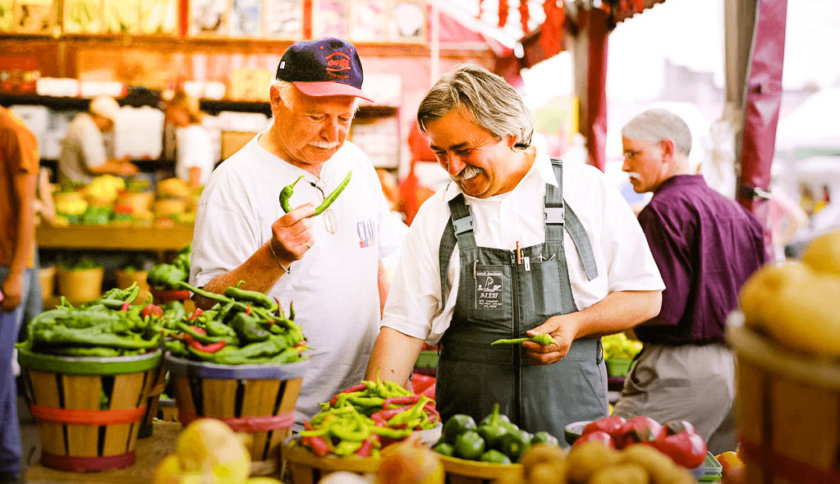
[15,283,167,472]
[163,279,309,472]
[282,376,442,482]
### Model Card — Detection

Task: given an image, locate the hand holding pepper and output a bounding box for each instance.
[521,313,581,365]
[270,203,316,266]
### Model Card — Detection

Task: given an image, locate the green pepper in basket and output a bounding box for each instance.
[479,449,511,464]
[432,441,455,457]
[454,430,485,460]
[444,414,477,443]
[530,431,559,447]
[500,428,531,462]
[477,403,509,448]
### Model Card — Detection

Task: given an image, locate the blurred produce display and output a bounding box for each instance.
[51,175,199,226]
[147,243,191,290]
[601,332,643,360]
[152,418,281,484]
[739,230,840,356]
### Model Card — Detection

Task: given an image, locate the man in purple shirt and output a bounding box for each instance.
[613,108,768,454]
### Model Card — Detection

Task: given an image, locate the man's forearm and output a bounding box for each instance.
[567,290,662,338]
[11,172,36,277]
[195,242,288,309]
[366,327,424,388]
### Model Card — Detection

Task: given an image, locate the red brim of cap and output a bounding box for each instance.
[293,81,373,103]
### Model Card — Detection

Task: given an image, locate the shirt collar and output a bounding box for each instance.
[656,174,706,193]
[444,144,557,201]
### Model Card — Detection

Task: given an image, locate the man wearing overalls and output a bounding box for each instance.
[366,65,664,441]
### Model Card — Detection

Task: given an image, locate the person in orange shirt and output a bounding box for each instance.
[0,106,39,483]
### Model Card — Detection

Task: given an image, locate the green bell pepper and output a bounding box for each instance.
[444,414,477,443]
[432,442,455,457]
[530,431,559,447]
[479,449,511,464]
[500,429,531,462]
[454,430,486,460]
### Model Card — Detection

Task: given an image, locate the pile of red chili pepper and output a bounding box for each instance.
[298,378,440,458]
[164,280,309,365]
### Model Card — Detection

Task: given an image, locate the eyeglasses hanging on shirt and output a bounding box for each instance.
[309,181,338,234]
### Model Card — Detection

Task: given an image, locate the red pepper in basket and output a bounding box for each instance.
[356,434,380,458]
[120,301,131,311]
[141,304,163,318]
[383,394,421,408]
[306,435,330,457]
[653,420,707,468]
[371,405,412,423]
[187,308,204,321]
[184,333,226,353]
[329,383,368,406]
[615,416,662,449]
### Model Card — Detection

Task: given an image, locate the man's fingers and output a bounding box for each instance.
[278,203,316,227]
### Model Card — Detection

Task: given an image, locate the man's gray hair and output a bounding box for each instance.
[621,108,692,156]
[417,64,534,150]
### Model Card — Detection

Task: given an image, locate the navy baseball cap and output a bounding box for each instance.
[275,38,373,102]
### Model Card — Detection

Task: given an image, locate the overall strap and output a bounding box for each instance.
[546,159,599,281]
[439,193,476,307]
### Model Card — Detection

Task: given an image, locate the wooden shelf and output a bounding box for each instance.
[37,224,194,251]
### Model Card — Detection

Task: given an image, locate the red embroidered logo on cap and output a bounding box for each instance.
[325,52,351,80]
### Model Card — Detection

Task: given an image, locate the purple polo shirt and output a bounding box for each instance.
[634,175,769,345]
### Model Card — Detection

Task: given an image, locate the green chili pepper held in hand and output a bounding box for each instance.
[312,171,352,216]
[490,334,556,346]
[279,175,304,213]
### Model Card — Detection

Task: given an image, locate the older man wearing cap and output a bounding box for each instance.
[58,95,138,184]
[190,38,405,426]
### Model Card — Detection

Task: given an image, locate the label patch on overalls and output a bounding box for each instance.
[475,270,504,310]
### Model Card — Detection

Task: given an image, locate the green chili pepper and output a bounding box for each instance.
[147,264,188,290]
[279,175,304,213]
[332,440,363,456]
[49,346,123,357]
[174,281,231,305]
[490,334,556,346]
[230,313,271,343]
[312,171,352,216]
[225,281,277,311]
[369,426,412,440]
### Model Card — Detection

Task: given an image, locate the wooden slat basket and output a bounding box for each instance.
[282,438,380,484]
[18,348,162,472]
[165,354,306,474]
[727,311,840,483]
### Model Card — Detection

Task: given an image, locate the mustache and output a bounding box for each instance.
[309,141,340,150]
[453,165,483,182]
[626,172,641,180]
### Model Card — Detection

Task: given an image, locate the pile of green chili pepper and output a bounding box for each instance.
[163,280,308,365]
[432,403,559,464]
[16,283,170,357]
[147,243,191,290]
[298,377,441,458]
[279,171,352,216]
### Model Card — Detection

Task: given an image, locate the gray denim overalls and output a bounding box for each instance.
[436,159,609,442]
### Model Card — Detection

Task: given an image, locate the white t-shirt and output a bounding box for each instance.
[58,113,107,184]
[381,150,665,345]
[175,124,215,186]
[190,135,404,424]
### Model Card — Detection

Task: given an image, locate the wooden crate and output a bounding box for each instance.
[727,312,840,483]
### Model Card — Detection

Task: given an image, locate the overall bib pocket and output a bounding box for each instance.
[466,264,513,324]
